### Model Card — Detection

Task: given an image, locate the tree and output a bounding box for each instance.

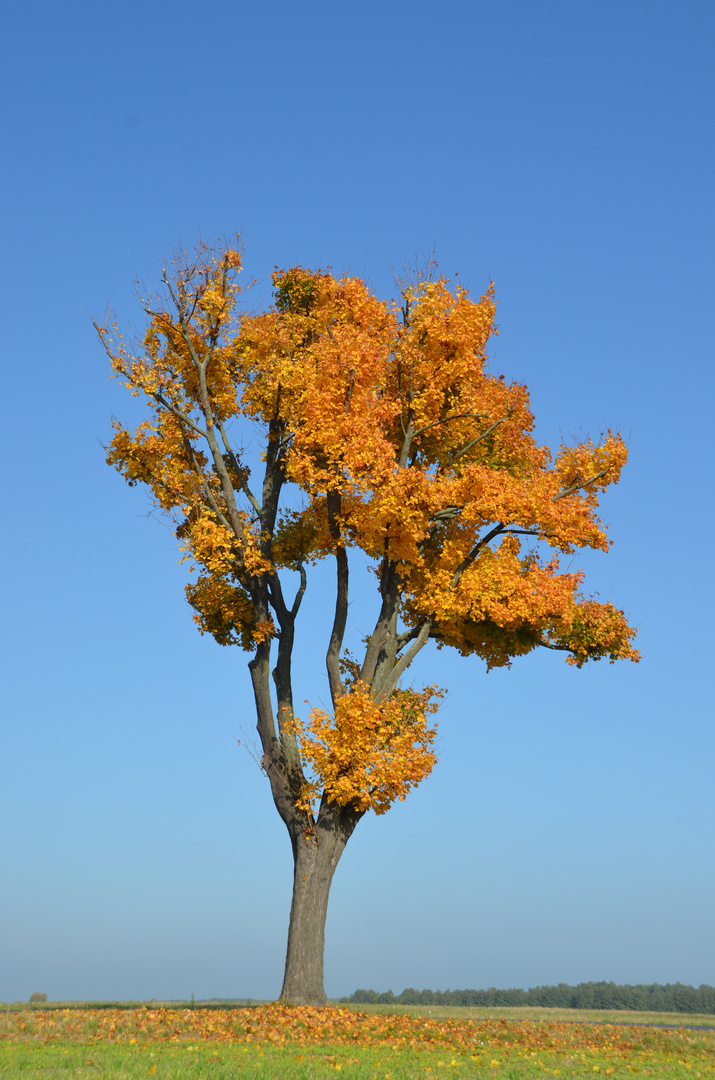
[96,238,639,1005]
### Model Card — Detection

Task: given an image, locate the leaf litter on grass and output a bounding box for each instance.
[1,1006,713,1078]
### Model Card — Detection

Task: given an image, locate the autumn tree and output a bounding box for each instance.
[96,238,638,1006]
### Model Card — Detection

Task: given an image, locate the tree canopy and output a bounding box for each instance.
[97,238,638,1002]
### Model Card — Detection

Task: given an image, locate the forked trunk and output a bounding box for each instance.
[279,802,361,1005]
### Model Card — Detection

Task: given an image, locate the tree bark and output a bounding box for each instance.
[279,800,362,1005]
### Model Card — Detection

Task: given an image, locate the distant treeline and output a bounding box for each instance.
[341,982,715,1013]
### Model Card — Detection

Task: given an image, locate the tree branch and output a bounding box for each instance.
[534,636,571,652]
[158,267,182,317]
[260,410,287,541]
[432,505,463,523]
[412,409,486,440]
[397,398,415,467]
[95,323,237,534]
[159,269,215,372]
[450,522,506,588]
[190,346,247,545]
[291,563,307,618]
[267,573,289,622]
[396,626,420,652]
[249,636,307,832]
[326,492,349,705]
[152,390,208,439]
[217,417,262,516]
[359,561,400,688]
[102,298,247,551]
[96,324,208,445]
[449,409,513,464]
[255,573,308,806]
[553,468,609,502]
[181,435,235,535]
[376,618,434,702]
[399,408,491,469]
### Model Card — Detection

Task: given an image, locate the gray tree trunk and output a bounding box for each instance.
[279,801,361,1005]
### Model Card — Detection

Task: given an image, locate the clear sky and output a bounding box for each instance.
[2,0,713,1004]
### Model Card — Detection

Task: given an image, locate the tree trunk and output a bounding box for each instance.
[279,802,361,1005]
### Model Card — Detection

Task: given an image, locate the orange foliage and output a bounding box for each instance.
[97,238,639,822]
[285,684,442,815]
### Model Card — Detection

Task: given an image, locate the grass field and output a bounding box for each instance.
[1,1003,713,1078]
[342,1004,715,1028]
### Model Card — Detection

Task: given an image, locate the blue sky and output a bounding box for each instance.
[2,0,713,1003]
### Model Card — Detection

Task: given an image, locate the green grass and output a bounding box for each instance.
[1,1039,713,1080]
[341,1003,715,1027]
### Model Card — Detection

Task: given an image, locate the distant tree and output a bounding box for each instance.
[29,993,47,1004]
[98,239,639,1005]
[672,983,700,1013]
[400,988,422,1005]
[346,982,715,1013]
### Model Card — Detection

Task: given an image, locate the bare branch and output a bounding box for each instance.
[160,267,182,315]
[93,321,115,356]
